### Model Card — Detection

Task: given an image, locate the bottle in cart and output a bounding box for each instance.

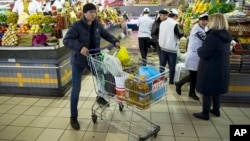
[125,74,138,106]
[137,76,150,110]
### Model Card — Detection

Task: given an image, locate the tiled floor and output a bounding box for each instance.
[0,31,250,141]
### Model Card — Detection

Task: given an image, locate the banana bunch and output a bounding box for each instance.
[183,16,191,35]
[27,13,43,25]
[42,15,54,24]
[6,12,18,24]
[179,0,211,35]
[196,3,210,14]
[192,0,211,14]
[238,37,250,44]
[69,11,77,24]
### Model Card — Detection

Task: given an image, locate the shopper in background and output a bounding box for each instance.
[151,9,168,64]
[37,0,47,10]
[154,10,159,21]
[193,13,232,120]
[121,12,129,35]
[12,0,42,15]
[158,9,184,84]
[43,0,63,15]
[63,3,120,130]
[175,13,209,100]
[137,7,154,65]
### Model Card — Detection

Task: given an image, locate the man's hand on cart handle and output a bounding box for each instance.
[80,47,89,56]
[115,42,120,49]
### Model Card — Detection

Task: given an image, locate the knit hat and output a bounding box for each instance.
[159,9,168,14]
[83,3,96,13]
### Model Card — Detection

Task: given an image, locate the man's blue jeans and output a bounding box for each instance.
[70,65,85,118]
[160,51,177,83]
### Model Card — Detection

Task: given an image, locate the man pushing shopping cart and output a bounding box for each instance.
[63,3,120,130]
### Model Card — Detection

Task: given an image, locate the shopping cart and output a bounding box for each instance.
[87,47,168,141]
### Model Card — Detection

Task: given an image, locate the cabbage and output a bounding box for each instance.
[32,34,47,45]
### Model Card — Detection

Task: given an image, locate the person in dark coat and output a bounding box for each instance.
[193,13,232,120]
[63,3,120,130]
[151,9,168,64]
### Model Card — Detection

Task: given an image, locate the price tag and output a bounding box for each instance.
[8,58,16,62]
[152,76,165,92]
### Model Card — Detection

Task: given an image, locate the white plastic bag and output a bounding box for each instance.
[103,53,123,76]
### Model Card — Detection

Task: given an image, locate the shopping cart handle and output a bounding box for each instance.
[89,44,116,52]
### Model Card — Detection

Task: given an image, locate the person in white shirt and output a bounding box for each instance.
[137,7,154,65]
[43,0,63,15]
[12,0,42,15]
[158,9,184,84]
[175,13,209,100]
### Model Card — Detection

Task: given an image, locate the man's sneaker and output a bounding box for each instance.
[96,96,110,106]
[70,117,80,130]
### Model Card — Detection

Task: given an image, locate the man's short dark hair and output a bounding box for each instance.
[83,3,96,13]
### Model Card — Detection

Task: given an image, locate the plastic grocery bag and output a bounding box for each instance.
[103,53,123,76]
[138,66,160,81]
[116,46,131,66]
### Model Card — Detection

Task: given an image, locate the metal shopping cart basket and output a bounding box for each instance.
[87,48,168,141]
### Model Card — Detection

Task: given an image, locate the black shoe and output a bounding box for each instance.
[189,93,200,101]
[70,117,80,130]
[210,109,220,117]
[193,112,209,120]
[175,82,181,95]
[96,96,110,106]
[169,80,174,85]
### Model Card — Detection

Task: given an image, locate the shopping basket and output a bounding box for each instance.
[87,47,168,141]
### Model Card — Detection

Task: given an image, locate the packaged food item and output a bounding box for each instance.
[115,73,128,101]
[115,87,126,101]
[125,74,138,106]
[137,76,150,110]
[151,76,166,101]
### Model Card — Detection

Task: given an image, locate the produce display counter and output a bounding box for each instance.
[0,46,72,97]
[220,20,250,103]
[0,26,123,97]
[221,73,250,103]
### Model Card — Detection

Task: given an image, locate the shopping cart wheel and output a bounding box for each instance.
[92,114,97,124]
[119,102,124,112]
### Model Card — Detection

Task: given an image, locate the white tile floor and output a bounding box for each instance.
[1,31,250,141]
[1,77,250,141]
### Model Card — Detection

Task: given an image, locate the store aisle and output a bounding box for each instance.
[0,31,250,141]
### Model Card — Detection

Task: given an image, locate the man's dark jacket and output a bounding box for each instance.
[63,17,118,69]
[151,18,161,41]
[196,29,232,96]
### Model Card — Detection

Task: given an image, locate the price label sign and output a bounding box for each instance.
[8,58,16,62]
[152,76,165,92]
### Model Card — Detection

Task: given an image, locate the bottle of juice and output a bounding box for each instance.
[137,76,150,109]
[125,74,138,106]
